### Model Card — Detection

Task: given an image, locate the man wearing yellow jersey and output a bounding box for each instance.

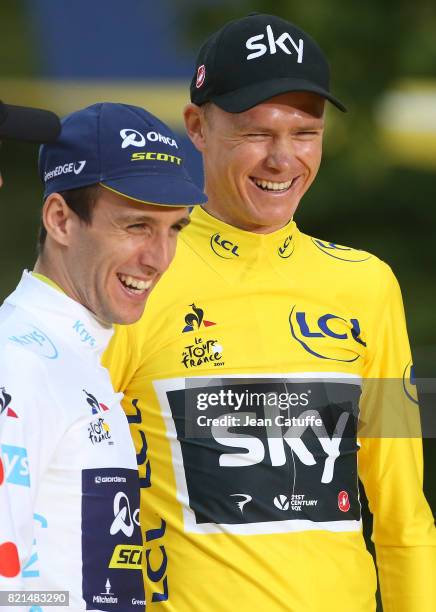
[104,14,436,611]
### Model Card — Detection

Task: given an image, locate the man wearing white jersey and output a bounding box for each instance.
[0,102,206,610]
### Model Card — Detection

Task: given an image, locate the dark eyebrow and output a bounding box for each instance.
[293,122,324,130]
[120,213,191,227]
[176,215,191,227]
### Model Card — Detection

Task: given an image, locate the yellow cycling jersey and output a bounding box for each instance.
[103,206,436,612]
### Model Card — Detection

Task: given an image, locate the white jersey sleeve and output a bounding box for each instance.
[0,346,63,589]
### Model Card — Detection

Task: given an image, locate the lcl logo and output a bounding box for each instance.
[210,233,240,259]
[128,400,168,602]
[278,235,294,259]
[311,239,371,262]
[289,307,366,362]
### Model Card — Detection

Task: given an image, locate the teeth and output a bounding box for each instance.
[118,274,152,293]
[253,178,293,191]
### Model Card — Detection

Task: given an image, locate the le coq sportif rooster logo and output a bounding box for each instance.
[182,303,216,333]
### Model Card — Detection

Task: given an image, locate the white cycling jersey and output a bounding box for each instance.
[0,272,145,612]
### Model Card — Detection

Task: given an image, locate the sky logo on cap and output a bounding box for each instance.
[246,25,304,62]
[120,129,146,149]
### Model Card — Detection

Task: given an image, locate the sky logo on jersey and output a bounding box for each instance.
[403,360,418,405]
[161,378,361,530]
[311,238,372,262]
[289,306,366,362]
[8,325,58,359]
[210,233,240,259]
[278,235,294,259]
[182,303,216,332]
[1,444,30,487]
[0,387,18,418]
[83,389,109,415]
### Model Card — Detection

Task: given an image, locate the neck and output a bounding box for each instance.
[202,202,291,235]
[34,253,80,304]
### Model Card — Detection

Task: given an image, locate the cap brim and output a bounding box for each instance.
[101,174,207,207]
[0,102,61,142]
[211,77,346,113]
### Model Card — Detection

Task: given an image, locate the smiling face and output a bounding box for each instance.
[185,92,325,233]
[39,187,190,325]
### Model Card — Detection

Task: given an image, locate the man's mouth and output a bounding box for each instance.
[117,273,153,295]
[251,177,295,192]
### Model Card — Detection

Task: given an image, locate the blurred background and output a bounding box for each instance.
[1,1,435,604]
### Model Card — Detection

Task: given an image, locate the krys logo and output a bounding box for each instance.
[182,303,216,333]
[8,326,58,360]
[0,387,18,418]
[278,235,294,259]
[210,233,240,259]
[403,360,418,405]
[1,444,30,487]
[289,306,366,362]
[311,239,371,262]
[73,320,96,347]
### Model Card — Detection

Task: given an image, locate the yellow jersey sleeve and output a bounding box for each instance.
[358,266,436,612]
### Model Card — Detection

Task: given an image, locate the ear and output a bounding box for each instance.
[42,193,76,247]
[183,103,207,153]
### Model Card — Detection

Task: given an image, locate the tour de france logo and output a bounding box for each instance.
[181,303,224,369]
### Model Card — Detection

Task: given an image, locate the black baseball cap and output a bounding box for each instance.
[39,102,207,206]
[190,13,346,113]
[0,101,61,143]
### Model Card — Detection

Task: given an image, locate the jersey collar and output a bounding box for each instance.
[5,271,113,358]
[181,206,299,279]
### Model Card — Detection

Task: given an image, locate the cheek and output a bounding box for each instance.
[302,142,323,172]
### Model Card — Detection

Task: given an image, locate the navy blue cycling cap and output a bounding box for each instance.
[39,102,207,206]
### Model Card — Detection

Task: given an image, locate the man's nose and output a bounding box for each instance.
[264,138,295,173]
[138,232,173,274]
